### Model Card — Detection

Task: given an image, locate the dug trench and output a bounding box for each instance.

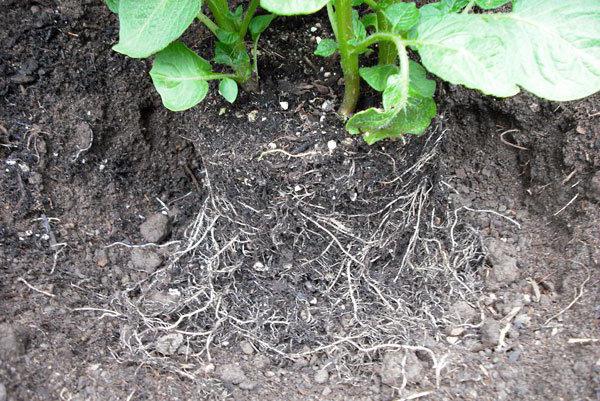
[1,1,599,400]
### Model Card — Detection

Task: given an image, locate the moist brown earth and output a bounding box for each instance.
[1,1,599,400]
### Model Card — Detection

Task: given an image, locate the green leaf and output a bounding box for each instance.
[382,74,406,110]
[216,28,239,45]
[219,78,238,103]
[383,2,419,32]
[348,60,437,143]
[259,0,329,15]
[361,13,378,30]
[214,42,251,73]
[360,61,435,96]
[149,42,212,111]
[352,10,367,41]
[314,39,338,57]
[415,0,600,101]
[232,5,245,24]
[360,65,400,92]
[105,0,119,13]
[407,60,436,98]
[475,0,510,9]
[346,96,437,144]
[113,0,201,58]
[250,14,277,41]
[382,61,436,109]
[439,0,470,12]
[346,108,397,136]
[418,0,470,17]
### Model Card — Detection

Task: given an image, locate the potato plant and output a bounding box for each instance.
[107,0,600,143]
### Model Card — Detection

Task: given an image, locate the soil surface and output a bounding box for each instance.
[1,1,599,401]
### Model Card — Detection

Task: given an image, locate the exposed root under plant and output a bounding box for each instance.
[110,125,485,388]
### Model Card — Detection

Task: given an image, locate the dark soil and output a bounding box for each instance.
[1,1,599,400]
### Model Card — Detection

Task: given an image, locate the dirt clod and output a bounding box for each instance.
[451,300,478,322]
[217,364,247,384]
[130,248,163,272]
[313,369,329,384]
[139,213,171,243]
[253,355,270,369]
[381,351,423,387]
[485,239,520,289]
[590,172,600,200]
[155,333,183,356]
[239,341,254,355]
[239,380,258,391]
[480,319,502,347]
[0,324,26,360]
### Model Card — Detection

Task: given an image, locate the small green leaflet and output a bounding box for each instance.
[259,0,329,15]
[149,42,212,111]
[214,41,252,79]
[314,39,338,57]
[475,0,510,9]
[250,14,276,41]
[219,78,238,103]
[438,0,470,12]
[105,0,119,13]
[418,0,469,17]
[113,0,201,58]
[216,28,239,45]
[382,74,406,110]
[415,0,600,101]
[360,65,401,92]
[348,61,437,143]
[360,61,436,96]
[361,13,378,30]
[346,96,437,144]
[383,2,419,32]
[352,10,367,42]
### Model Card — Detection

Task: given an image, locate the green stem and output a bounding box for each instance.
[206,0,235,31]
[239,0,260,39]
[334,0,360,117]
[462,0,476,14]
[376,11,396,65]
[197,12,220,36]
[326,3,338,40]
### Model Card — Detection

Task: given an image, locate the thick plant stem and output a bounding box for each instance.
[376,11,396,65]
[334,0,360,117]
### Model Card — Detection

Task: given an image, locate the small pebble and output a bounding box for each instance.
[247,110,258,122]
[279,101,289,110]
